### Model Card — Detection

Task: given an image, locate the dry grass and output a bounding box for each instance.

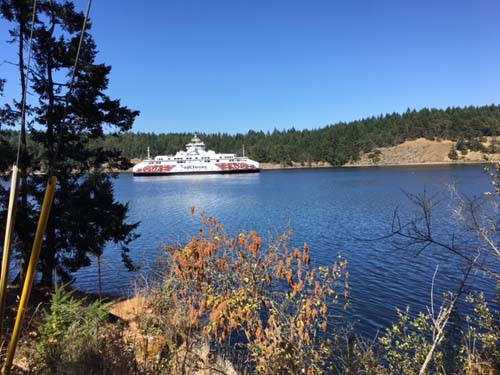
[348,137,500,166]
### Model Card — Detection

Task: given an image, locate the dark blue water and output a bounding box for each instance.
[73,165,497,337]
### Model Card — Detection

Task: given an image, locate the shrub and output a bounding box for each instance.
[448,147,459,160]
[466,139,486,152]
[379,306,446,375]
[456,139,469,155]
[368,151,381,164]
[31,285,137,375]
[461,293,500,374]
[139,211,350,374]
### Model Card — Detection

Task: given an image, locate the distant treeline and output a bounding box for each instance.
[3,105,500,167]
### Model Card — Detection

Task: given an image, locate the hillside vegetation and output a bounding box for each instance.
[2,105,500,168]
[97,105,500,166]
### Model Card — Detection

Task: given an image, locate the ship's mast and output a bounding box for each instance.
[242,143,245,157]
[147,147,150,160]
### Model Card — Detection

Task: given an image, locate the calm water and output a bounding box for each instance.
[74,165,496,337]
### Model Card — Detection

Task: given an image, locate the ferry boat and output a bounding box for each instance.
[132,135,260,176]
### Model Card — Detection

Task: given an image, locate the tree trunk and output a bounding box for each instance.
[17,14,30,283]
[97,255,102,301]
[40,8,57,286]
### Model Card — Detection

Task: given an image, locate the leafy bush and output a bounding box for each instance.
[466,139,486,152]
[456,139,469,155]
[380,306,446,375]
[367,150,382,163]
[448,147,459,160]
[461,293,500,374]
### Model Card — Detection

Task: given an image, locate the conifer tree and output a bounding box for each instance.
[0,0,140,285]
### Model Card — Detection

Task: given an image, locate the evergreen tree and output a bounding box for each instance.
[0,0,140,285]
[448,146,458,160]
[0,78,17,171]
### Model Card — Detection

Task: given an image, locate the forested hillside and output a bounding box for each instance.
[96,105,500,166]
[2,105,500,167]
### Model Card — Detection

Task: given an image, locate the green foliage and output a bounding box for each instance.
[456,139,469,155]
[367,149,381,163]
[86,105,500,166]
[379,306,446,375]
[31,285,139,374]
[466,138,486,152]
[448,146,459,160]
[0,0,140,284]
[33,285,107,374]
[461,293,500,373]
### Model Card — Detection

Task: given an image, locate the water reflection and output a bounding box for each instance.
[73,165,495,337]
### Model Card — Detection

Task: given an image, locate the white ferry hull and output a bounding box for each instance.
[133,167,260,177]
[132,135,260,177]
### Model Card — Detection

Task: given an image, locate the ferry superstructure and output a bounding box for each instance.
[132,135,260,176]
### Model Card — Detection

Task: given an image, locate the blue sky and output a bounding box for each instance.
[1,0,498,134]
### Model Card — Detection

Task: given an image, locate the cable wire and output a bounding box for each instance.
[58,0,93,146]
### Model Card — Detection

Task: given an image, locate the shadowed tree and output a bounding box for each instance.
[0,0,140,285]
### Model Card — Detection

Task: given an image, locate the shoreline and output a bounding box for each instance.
[342,160,494,169]
[2,160,495,176]
[123,159,496,173]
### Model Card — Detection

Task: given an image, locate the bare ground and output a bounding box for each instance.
[346,137,500,167]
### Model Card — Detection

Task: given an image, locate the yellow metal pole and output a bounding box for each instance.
[2,176,56,375]
[0,166,20,339]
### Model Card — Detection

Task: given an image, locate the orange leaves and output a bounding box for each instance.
[209,300,228,323]
[293,248,301,259]
[276,260,284,279]
[303,243,311,266]
[249,232,262,257]
[315,281,321,296]
[320,303,328,316]
[321,320,327,332]
[162,209,351,374]
[187,304,201,328]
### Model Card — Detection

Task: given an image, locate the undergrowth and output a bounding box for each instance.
[14,210,500,374]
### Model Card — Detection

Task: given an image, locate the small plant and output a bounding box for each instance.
[461,292,500,374]
[466,139,486,152]
[367,149,381,164]
[379,306,446,375]
[456,139,469,155]
[31,284,137,375]
[448,147,459,160]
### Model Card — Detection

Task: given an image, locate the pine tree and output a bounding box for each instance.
[0,0,140,285]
